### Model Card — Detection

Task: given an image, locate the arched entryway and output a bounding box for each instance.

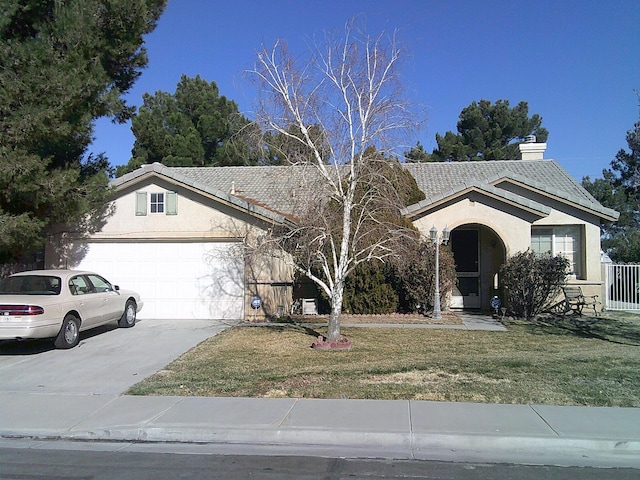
[449,224,506,311]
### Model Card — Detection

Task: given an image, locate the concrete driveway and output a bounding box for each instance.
[0,319,234,395]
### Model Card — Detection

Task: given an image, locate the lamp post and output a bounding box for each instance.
[430,225,450,319]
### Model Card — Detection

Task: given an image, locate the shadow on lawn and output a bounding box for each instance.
[517,314,640,346]
[250,322,325,339]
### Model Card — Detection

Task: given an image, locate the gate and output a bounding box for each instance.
[605,264,640,311]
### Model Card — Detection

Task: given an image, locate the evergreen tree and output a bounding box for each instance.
[404,141,433,162]
[431,99,548,162]
[583,94,640,262]
[0,0,166,263]
[118,75,258,175]
[341,152,426,314]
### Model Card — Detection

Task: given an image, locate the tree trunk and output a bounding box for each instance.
[326,281,345,340]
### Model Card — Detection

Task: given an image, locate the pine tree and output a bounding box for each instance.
[0,0,166,263]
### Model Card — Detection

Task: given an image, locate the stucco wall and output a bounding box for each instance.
[409,189,605,310]
[411,196,533,256]
[95,178,248,239]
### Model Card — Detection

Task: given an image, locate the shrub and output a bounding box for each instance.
[343,261,399,314]
[398,241,457,314]
[500,250,570,320]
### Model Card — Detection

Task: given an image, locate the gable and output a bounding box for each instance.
[403,160,618,223]
[106,163,304,242]
[490,176,618,222]
[402,181,551,221]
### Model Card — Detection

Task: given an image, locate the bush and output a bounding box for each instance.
[500,250,570,320]
[398,241,457,314]
[343,261,399,314]
[314,239,457,316]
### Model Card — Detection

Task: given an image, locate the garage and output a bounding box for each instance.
[73,241,245,320]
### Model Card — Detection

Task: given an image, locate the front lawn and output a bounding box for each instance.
[127,312,640,407]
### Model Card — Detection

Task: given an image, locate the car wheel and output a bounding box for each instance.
[54,314,80,349]
[118,300,136,328]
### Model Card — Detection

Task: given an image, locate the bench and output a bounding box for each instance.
[561,286,601,316]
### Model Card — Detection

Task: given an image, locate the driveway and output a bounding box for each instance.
[0,319,234,395]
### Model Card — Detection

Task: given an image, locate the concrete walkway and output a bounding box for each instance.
[1,393,639,468]
[1,313,638,469]
[300,311,507,331]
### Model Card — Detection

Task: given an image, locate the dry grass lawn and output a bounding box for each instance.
[127,312,640,407]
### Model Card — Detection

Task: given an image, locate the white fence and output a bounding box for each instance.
[605,264,640,311]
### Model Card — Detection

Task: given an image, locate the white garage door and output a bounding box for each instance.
[73,242,245,320]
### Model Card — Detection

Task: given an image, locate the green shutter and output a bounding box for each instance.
[166,191,177,215]
[136,192,147,216]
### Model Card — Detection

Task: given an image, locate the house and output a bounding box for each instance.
[45,142,618,320]
[403,142,618,310]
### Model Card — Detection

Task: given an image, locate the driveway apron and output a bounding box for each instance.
[0,319,234,395]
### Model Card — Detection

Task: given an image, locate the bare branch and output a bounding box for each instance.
[247,19,421,340]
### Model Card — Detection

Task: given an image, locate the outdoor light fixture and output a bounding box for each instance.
[431,226,450,319]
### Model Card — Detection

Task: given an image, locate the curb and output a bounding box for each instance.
[3,427,640,468]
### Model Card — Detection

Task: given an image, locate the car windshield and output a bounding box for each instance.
[0,275,62,295]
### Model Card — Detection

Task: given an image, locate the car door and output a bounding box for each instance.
[68,275,105,328]
[86,274,122,323]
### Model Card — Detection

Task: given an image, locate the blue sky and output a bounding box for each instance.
[92,0,639,181]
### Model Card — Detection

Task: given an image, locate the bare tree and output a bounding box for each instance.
[248,21,420,341]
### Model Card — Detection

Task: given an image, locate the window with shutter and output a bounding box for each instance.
[135,190,178,216]
[150,192,164,213]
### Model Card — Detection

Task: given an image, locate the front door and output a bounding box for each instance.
[450,229,481,308]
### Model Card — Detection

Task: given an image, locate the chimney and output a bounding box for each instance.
[518,135,547,160]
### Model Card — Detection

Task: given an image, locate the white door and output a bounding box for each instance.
[73,242,245,320]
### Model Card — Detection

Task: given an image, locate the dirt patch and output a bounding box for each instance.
[362,370,511,386]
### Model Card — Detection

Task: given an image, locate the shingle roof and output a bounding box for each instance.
[403,160,618,220]
[112,160,618,222]
[171,165,322,217]
[404,160,590,202]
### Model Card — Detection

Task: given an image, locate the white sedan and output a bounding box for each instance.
[0,270,143,349]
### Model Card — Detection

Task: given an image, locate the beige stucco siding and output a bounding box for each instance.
[411,196,534,256]
[94,179,251,240]
[532,209,602,282]
[46,177,295,321]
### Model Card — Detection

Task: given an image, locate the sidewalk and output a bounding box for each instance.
[1,393,639,468]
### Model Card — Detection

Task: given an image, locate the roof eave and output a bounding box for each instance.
[402,183,550,219]
[490,176,620,222]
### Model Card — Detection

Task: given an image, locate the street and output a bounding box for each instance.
[1,446,638,479]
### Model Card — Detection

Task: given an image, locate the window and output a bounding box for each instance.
[135,191,178,216]
[531,226,582,278]
[69,275,93,295]
[150,192,164,213]
[86,274,114,293]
